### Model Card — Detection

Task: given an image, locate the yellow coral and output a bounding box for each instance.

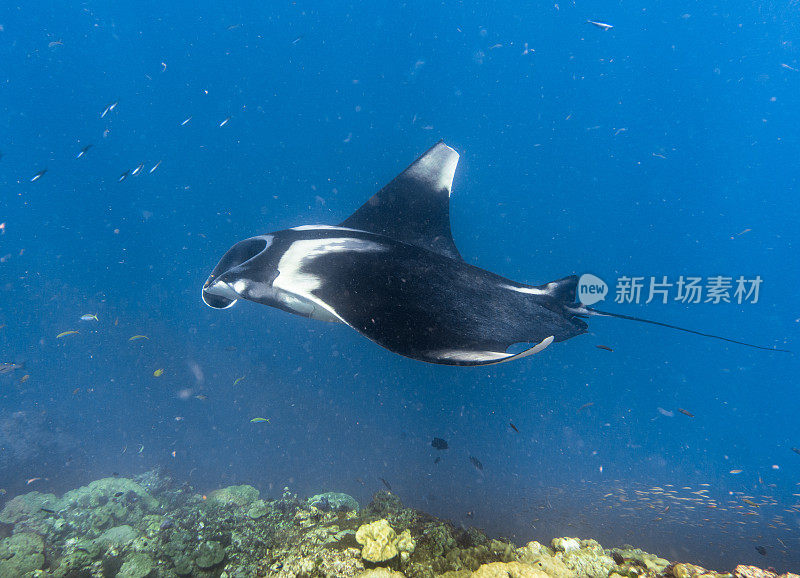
[355,519,416,564]
[396,529,415,562]
[471,561,550,577]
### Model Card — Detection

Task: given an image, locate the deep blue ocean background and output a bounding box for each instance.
[1,0,798,572]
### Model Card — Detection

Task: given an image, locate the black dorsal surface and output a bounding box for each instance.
[339,141,463,260]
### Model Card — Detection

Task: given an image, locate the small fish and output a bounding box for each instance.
[160,61,167,72]
[71,387,80,395]
[678,408,695,417]
[118,171,130,182]
[233,376,245,386]
[431,437,449,450]
[76,144,93,159]
[434,456,441,464]
[138,444,145,454]
[194,394,207,400]
[250,417,269,423]
[578,402,595,412]
[114,491,124,497]
[657,407,675,417]
[219,116,231,127]
[792,447,800,456]
[40,507,56,513]
[20,374,30,383]
[56,330,79,339]
[131,163,144,176]
[292,36,304,45]
[509,421,519,433]
[153,368,164,377]
[469,456,483,471]
[729,469,743,474]
[80,314,98,321]
[102,101,118,118]
[379,477,392,491]
[781,63,798,72]
[0,363,23,375]
[26,477,42,485]
[180,116,192,126]
[743,498,760,507]
[595,345,613,352]
[149,160,162,174]
[587,20,614,30]
[755,545,767,556]
[128,335,149,341]
[30,169,47,182]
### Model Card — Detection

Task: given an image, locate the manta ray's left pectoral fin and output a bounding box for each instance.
[339,141,463,260]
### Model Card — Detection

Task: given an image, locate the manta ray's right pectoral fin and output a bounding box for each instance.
[500,335,556,363]
[432,335,555,366]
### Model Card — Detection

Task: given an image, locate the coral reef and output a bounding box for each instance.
[0,471,794,577]
[355,519,415,563]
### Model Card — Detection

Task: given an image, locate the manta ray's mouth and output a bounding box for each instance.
[202,280,240,309]
[202,236,273,309]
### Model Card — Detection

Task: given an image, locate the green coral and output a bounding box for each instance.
[117,552,154,578]
[0,532,45,577]
[207,484,260,507]
[0,492,59,536]
[60,477,158,512]
[195,539,225,569]
[94,524,139,547]
[247,499,268,519]
[172,555,194,575]
[308,492,360,512]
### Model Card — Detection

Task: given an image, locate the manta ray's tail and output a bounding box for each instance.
[582,307,791,353]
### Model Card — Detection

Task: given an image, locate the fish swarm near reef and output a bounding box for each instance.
[0,469,795,577]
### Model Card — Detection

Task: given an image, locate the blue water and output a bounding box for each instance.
[1,0,798,572]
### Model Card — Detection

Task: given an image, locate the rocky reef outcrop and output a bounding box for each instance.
[0,470,794,577]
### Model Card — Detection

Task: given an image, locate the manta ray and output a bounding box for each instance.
[202,142,785,365]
